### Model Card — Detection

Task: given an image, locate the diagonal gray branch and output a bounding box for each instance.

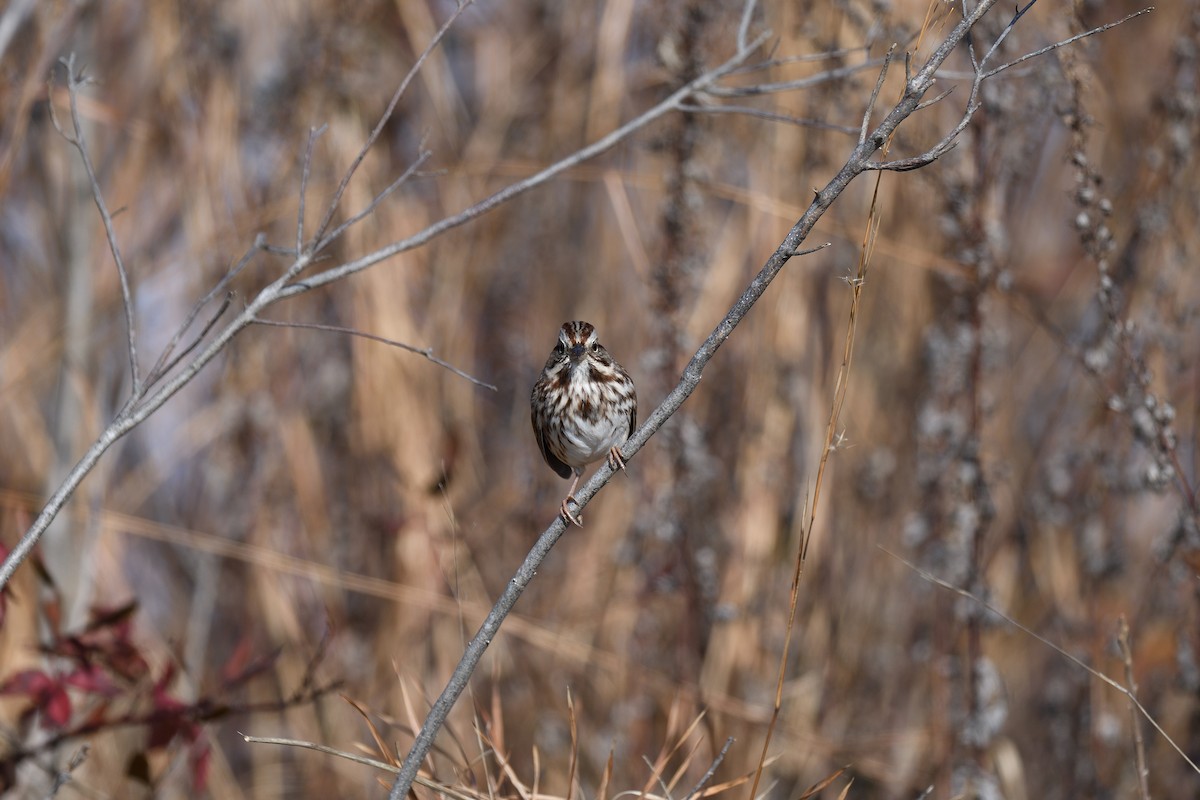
[0,16,777,590]
[51,54,141,397]
[280,33,773,300]
[384,1,1002,797]
[384,2,1149,798]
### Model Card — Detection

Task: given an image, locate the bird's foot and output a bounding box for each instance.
[560,495,584,527]
[608,446,627,473]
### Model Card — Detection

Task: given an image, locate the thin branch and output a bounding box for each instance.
[147,292,233,387]
[1118,617,1152,800]
[982,7,1154,80]
[46,744,90,799]
[286,30,774,300]
[0,22,774,592]
[383,2,1157,796]
[55,54,141,396]
[728,45,870,75]
[261,242,299,257]
[251,318,497,391]
[246,734,399,773]
[979,0,1038,68]
[313,148,433,253]
[962,0,980,71]
[859,44,896,146]
[785,242,832,259]
[706,58,885,97]
[3,679,343,772]
[915,86,955,112]
[297,125,327,255]
[737,0,757,53]
[678,102,858,135]
[312,0,473,246]
[641,755,675,800]
[241,735,480,800]
[682,738,734,800]
[866,6,1152,172]
[883,547,1200,776]
[144,238,262,388]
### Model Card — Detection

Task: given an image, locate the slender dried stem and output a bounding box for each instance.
[886,548,1198,776]
[1118,617,1153,800]
[0,10,772,594]
[251,318,497,391]
[384,3,1154,797]
[682,737,734,800]
[297,125,327,254]
[312,0,472,247]
[54,54,141,396]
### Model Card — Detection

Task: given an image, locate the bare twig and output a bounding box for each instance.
[146,292,233,391]
[45,744,89,799]
[678,102,858,135]
[864,6,1153,172]
[281,32,773,300]
[682,737,734,800]
[385,2,1149,797]
[246,734,398,773]
[251,318,497,391]
[981,7,1154,80]
[737,0,758,53]
[706,59,885,97]
[144,234,268,388]
[241,735,481,800]
[0,9,772,593]
[914,86,955,112]
[312,0,473,247]
[313,147,433,252]
[1118,617,1152,800]
[297,125,327,255]
[53,54,141,396]
[859,44,896,146]
[884,548,1200,776]
[728,45,871,76]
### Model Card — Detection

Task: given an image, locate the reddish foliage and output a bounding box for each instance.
[0,600,211,789]
[0,669,72,729]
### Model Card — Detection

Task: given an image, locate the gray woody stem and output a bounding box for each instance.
[0,26,771,590]
[386,1,1011,798]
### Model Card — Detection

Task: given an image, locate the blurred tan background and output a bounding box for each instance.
[1,0,1198,797]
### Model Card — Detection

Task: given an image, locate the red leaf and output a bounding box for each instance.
[0,670,73,729]
[0,669,51,696]
[103,639,150,682]
[65,664,120,697]
[41,685,72,728]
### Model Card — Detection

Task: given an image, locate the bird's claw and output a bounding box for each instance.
[560,496,584,527]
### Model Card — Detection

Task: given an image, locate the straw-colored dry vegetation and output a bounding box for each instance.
[1,0,1198,797]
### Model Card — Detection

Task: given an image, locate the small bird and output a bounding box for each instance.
[531,321,637,526]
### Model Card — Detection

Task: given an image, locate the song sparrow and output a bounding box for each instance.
[531,321,637,526]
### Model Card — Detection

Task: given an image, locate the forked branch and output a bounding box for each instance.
[49,54,141,397]
[384,2,1152,797]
